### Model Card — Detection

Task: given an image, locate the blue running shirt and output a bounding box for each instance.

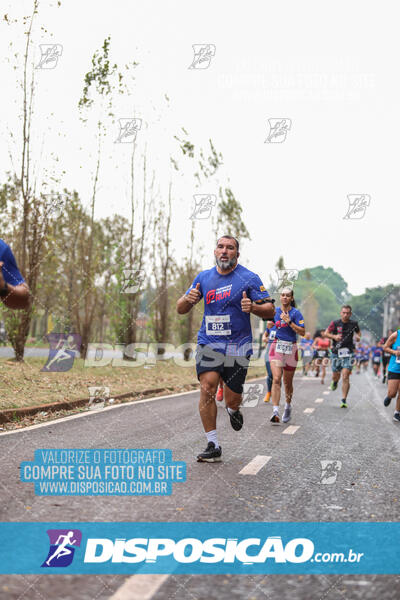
[186,264,271,355]
[388,331,400,374]
[270,307,305,342]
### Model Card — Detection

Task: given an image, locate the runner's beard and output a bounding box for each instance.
[216,256,237,270]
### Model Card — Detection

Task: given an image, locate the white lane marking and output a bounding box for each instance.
[303,408,315,414]
[110,574,169,599]
[315,398,324,403]
[239,455,272,475]
[323,391,330,395]
[342,581,371,586]
[282,425,300,435]
[0,375,267,437]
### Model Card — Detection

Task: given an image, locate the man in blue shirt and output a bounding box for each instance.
[0,239,29,309]
[177,235,275,462]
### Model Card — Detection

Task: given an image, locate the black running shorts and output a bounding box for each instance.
[195,344,250,394]
[388,371,400,380]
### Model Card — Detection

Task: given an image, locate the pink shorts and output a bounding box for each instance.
[269,341,299,371]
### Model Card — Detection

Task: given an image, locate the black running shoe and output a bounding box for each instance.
[197,442,222,462]
[382,375,386,384]
[393,413,400,423]
[340,399,347,408]
[384,396,392,407]
[270,412,280,425]
[226,408,243,431]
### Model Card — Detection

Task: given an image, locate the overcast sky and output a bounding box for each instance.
[1,0,398,296]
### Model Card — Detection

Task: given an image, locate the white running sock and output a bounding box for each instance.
[227,407,236,415]
[285,403,291,410]
[206,429,219,449]
[273,405,279,413]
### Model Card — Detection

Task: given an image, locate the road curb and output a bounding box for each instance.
[0,373,266,425]
[0,385,198,424]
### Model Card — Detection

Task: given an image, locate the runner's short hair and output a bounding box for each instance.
[217,235,239,252]
[342,305,352,311]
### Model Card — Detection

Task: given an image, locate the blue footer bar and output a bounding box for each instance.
[1,522,399,574]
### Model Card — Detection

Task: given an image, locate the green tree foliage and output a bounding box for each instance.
[293,266,348,331]
[350,285,398,339]
[216,187,250,241]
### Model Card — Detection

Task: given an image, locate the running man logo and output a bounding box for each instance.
[275,269,298,291]
[319,460,342,485]
[343,194,371,220]
[115,118,142,143]
[42,193,67,219]
[41,529,82,568]
[188,44,216,69]
[190,194,216,220]
[36,44,63,69]
[121,269,145,294]
[265,118,292,143]
[241,383,264,407]
[42,333,81,372]
[88,386,111,410]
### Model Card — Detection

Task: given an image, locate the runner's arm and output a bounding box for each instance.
[324,328,339,341]
[177,294,195,314]
[177,281,202,314]
[261,331,269,345]
[0,282,30,309]
[250,299,275,319]
[383,332,398,355]
[289,321,305,336]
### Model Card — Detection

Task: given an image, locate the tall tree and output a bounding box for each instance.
[77,36,125,358]
[1,1,63,360]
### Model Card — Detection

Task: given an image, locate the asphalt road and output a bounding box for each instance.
[0,368,399,599]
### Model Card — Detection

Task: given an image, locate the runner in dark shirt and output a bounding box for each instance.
[324,305,361,408]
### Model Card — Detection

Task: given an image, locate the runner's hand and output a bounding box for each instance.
[186,282,201,305]
[280,311,291,324]
[241,291,252,313]
[333,334,342,342]
[395,349,400,357]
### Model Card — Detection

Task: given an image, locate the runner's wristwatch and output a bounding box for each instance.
[0,282,9,298]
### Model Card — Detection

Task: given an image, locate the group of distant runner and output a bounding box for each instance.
[178,236,400,463]
[296,331,393,384]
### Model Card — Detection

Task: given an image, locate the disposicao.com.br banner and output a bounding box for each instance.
[0,522,399,574]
